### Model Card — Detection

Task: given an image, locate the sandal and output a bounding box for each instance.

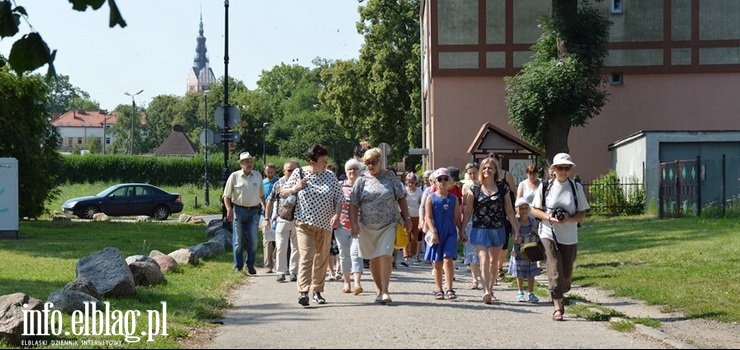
[482,293,492,304]
[353,286,364,295]
[445,289,457,300]
[552,309,564,321]
[470,279,480,290]
[341,285,351,293]
[434,290,445,300]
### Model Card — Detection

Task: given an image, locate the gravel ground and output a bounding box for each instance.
[181,259,738,349]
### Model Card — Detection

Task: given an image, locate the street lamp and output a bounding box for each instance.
[262,122,270,169]
[124,90,143,155]
[203,90,210,206]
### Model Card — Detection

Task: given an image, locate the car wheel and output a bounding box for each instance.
[153,205,170,220]
[81,205,99,219]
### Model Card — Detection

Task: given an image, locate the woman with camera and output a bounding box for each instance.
[531,153,590,321]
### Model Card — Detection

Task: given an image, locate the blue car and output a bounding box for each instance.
[62,183,184,220]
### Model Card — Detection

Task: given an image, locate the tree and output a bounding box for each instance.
[0,67,63,218]
[505,0,610,164]
[146,94,182,147]
[46,74,94,115]
[0,0,126,76]
[321,0,421,162]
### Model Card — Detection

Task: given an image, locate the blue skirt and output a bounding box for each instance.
[468,227,506,248]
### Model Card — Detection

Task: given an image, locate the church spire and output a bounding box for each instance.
[187,12,216,93]
[193,12,209,75]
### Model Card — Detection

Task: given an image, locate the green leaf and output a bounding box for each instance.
[0,0,20,37]
[107,0,127,28]
[69,0,105,11]
[8,32,52,75]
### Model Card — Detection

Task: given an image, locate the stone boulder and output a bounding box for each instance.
[168,248,198,266]
[76,247,135,297]
[128,262,165,286]
[178,214,193,223]
[148,250,165,258]
[204,236,226,255]
[136,215,151,222]
[46,289,99,314]
[189,243,215,259]
[125,255,158,266]
[92,212,109,221]
[151,254,178,273]
[64,278,100,299]
[0,293,43,346]
[206,219,232,250]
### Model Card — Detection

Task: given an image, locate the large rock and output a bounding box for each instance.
[125,255,158,266]
[151,254,178,273]
[204,236,226,255]
[76,247,136,297]
[148,250,165,258]
[189,243,215,259]
[0,293,43,346]
[64,278,100,299]
[46,289,99,314]
[168,248,198,266]
[92,212,109,221]
[206,219,232,250]
[128,262,165,286]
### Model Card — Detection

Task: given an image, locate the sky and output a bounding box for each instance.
[0,1,365,110]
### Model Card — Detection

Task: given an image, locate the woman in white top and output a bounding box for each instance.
[517,163,541,203]
[403,172,423,263]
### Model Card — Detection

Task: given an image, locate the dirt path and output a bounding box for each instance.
[181,260,738,348]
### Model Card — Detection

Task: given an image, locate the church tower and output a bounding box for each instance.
[186,13,216,93]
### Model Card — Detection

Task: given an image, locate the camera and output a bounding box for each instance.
[551,207,568,221]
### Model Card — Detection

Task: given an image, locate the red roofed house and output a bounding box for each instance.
[50,110,118,153]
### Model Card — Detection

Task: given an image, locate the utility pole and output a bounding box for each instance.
[204,90,210,206]
[262,122,270,169]
[222,0,231,219]
[124,90,143,155]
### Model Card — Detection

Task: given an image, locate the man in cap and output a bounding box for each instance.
[223,151,265,275]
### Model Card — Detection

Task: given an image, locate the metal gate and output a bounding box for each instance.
[659,158,701,218]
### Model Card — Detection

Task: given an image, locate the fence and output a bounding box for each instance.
[581,179,645,216]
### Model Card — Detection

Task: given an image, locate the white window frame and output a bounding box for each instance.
[611,0,624,14]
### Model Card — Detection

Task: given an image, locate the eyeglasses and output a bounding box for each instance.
[364,159,378,166]
[346,168,359,171]
[554,165,572,171]
[285,168,295,172]
[436,176,450,182]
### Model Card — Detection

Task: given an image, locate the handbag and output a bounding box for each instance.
[278,168,304,221]
[519,233,545,262]
[394,224,409,249]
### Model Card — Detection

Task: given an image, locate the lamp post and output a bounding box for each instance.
[101,115,107,154]
[203,90,210,206]
[262,122,270,169]
[124,90,143,155]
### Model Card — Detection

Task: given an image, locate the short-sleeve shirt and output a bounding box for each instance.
[223,170,263,207]
[285,167,342,232]
[405,187,423,218]
[350,171,405,226]
[532,178,590,245]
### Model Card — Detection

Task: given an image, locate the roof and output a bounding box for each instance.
[154,125,198,157]
[50,110,118,127]
[466,123,543,156]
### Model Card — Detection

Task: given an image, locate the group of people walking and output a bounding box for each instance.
[222,144,589,321]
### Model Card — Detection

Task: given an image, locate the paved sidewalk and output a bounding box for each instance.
[198,260,669,349]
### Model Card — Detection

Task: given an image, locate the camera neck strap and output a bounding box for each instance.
[541,178,579,249]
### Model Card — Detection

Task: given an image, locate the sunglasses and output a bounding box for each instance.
[346,168,359,171]
[285,168,295,172]
[436,176,450,182]
[364,159,379,166]
[554,165,572,171]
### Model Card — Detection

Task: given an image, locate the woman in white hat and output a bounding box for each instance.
[531,153,590,321]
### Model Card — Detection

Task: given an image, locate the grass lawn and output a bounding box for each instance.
[0,220,244,348]
[575,215,740,322]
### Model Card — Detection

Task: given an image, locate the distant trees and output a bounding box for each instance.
[0,66,63,218]
[321,0,421,162]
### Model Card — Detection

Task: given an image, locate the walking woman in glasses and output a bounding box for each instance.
[462,157,519,304]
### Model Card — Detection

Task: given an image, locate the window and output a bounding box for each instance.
[77,137,83,145]
[610,72,624,86]
[611,0,623,14]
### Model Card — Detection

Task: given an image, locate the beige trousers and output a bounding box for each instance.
[295,222,331,293]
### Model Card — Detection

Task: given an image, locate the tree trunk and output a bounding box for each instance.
[553,0,578,60]
[544,113,571,166]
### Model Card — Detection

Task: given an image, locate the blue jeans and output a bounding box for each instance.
[334,226,363,274]
[233,205,261,270]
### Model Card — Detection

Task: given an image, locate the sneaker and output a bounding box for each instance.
[528,292,539,303]
[400,261,409,267]
[234,267,243,273]
[516,291,526,302]
[276,274,286,282]
[290,273,298,282]
[247,265,257,275]
[380,293,392,304]
[298,292,309,306]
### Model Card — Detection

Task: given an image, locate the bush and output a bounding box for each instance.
[588,171,645,216]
